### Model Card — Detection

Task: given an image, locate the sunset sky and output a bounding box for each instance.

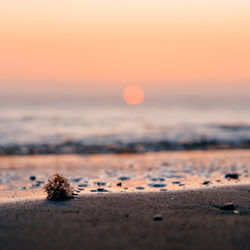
[0,1,250,95]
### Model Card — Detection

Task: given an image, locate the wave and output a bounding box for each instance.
[1,138,250,155]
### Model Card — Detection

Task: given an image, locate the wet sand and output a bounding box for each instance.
[0,185,250,250]
[0,150,250,203]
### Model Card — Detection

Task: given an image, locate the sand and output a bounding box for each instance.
[0,185,250,250]
[0,150,249,249]
[0,150,250,203]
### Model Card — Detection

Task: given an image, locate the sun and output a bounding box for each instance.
[123,85,145,105]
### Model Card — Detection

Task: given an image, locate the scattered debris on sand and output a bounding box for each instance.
[153,215,163,221]
[225,173,239,179]
[202,181,211,185]
[220,203,236,211]
[29,176,36,181]
[118,176,130,181]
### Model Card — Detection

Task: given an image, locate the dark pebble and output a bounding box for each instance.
[29,176,36,181]
[36,181,44,184]
[78,184,88,187]
[136,186,145,190]
[179,184,185,187]
[154,215,163,221]
[32,183,40,187]
[172,181,180,185]
[97,188,109,192]
[148,183,166,188]
[202,181,211,185]
[165,175,182,178]
[151,178,165,182]
[118,176,130,181]
[94,181,106,186]
[117,182,122,186]
[70,178,82,183]
[220,203,236,210]
[77,188,84,191]
[225,173,239,179]
[160,189,167,192]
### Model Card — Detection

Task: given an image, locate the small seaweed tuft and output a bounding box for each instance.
[43,174,74,201]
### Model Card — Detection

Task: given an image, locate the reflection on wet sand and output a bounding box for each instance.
[0,150,249,203]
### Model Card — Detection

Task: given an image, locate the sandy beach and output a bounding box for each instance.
[0,150,249,249]
[0,184,250,250]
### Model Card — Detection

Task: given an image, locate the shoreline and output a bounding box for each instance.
[0,182,249,205]
[1,139,250,155]
[1,185,250,250]
[0,149,249,204]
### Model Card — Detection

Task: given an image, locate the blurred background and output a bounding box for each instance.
[0,1,250,154]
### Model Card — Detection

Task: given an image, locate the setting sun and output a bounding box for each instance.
[123,85,145,105]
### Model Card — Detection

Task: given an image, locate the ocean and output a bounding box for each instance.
[1,92,250,155]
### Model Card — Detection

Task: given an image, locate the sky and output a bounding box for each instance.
[0,0,250,96]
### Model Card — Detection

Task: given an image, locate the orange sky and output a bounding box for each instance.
[0,1,250,90]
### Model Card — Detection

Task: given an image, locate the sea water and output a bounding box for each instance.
[0,92,250,154]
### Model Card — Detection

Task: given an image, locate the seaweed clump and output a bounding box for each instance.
[43,174,74,201]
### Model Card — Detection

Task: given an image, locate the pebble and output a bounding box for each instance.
[172,181,180,185]
[29,176,36,181]
[78,184,89,187]
[36,181,44,184]
[70,178,82,183]
[233,210,239,214]
[95,181,106,186]
[32,183,40,187]
[136,186,145,190]
[202,181,211,185]
[160,189,167,192]
[225,173,239,179]
[118,176,130,181]
[78,184,88,187]
[148,183,166,188]
[97,188,109,192]
[117,182,122,186]
[151,178,165,182]
[153,215,163,221]
[220,203,236,210]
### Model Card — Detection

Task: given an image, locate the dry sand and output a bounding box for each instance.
[0,185,250,250]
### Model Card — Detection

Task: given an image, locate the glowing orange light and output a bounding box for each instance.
[123,85,145,105]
